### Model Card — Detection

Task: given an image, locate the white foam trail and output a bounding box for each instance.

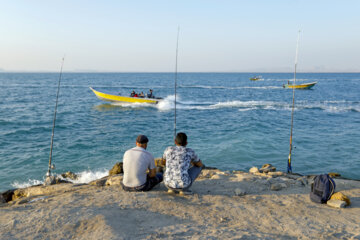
[238,108,254,112]
[105,96,359,113]
[110,102,154,108]
[156,95,176,111]
[180,85,282,90]
[209,100,284,109]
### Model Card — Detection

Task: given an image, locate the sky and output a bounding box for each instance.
[0,0,359,72]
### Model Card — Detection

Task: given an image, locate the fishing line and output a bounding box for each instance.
[174,27,180,139]
[288,30,300,173]
[46,57,65,178]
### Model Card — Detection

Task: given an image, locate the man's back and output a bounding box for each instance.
[163,146,199,189]
[123,146,155,187]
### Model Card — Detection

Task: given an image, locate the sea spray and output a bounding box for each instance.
[11,169,109,189]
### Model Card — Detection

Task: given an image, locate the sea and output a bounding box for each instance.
[0,72,359,191]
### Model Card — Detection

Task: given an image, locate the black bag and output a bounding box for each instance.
[310,174,336,203]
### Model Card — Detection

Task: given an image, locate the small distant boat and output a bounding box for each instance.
[89,87,162,104]
[250,76,262,81]
[283,81,317,89]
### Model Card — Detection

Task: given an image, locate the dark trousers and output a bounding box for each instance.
[122,173,163,192]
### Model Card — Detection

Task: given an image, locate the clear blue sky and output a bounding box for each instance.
[1,0,359,72]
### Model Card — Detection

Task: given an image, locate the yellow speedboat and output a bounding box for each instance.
[283,82,317,89]
[89,87,162,104]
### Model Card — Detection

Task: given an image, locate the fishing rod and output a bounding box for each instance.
[46,57,65,178]
[288,30,301,173]
[174,27,180,139]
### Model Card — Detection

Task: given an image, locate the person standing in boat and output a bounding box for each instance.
[147,89,154,98]
[121,135,163,192]
[162,132,204,195]
[139,92,145,98]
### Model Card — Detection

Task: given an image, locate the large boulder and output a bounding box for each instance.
[61,171,78,180]
[249,167,259,174]
[1,189,16,202]
[259,164,276,173]
[109,162,123,176]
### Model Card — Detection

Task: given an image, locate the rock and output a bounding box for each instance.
[297,177,308,186]
[249,167,259,174]
[328,172,341,178]
[44,176,57,185]
[0,194,6,203]
[259,164,276,173]
[105,175,123,186]
[285,173,303,180]
[254,172,268,177]
[13,189,27,201]
[234,174,257,182]
[327,199,347,208]
[211,174,224,180]
[267,171,285,177]
[109,162,123,176]
[44,176,70,186]
[61,171,78,180]
[1,189,16,202]
[199,169,220,179]
[154,158,165,167]
[15,198,31,205]
[89,177,108,186]
[270,183,287,191]
[330,192,351,206]
[217,171,231,176]
[234,188,246,196]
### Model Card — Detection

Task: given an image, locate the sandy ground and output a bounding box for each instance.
[1,169,360,240]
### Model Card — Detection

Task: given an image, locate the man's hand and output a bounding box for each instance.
[148,168,157,178]
[194,159,204,168]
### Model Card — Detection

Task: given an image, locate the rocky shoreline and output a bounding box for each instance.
[1,163,359,239]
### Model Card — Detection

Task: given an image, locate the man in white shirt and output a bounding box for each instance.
[122,135,163,191]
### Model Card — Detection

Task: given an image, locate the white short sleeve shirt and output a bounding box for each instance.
[122,146,155,187]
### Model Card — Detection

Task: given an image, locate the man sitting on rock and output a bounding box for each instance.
[122,135,163,191]
[163,132,204,195]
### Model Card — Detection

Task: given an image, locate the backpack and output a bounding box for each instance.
[310,174,336,203]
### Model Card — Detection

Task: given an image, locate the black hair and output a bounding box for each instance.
[175,132,187,146]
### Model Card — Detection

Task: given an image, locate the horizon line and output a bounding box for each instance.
[1,71,360,74]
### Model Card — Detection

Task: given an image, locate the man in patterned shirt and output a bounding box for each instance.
[163,132,204,195]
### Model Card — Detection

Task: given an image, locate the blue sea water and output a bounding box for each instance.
[0,72,359,191]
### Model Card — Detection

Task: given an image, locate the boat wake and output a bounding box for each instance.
[179,85,282,90]
[105,96,360,113]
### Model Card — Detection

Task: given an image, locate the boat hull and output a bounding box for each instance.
[283,82,317,89]
[90,87,160,104]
